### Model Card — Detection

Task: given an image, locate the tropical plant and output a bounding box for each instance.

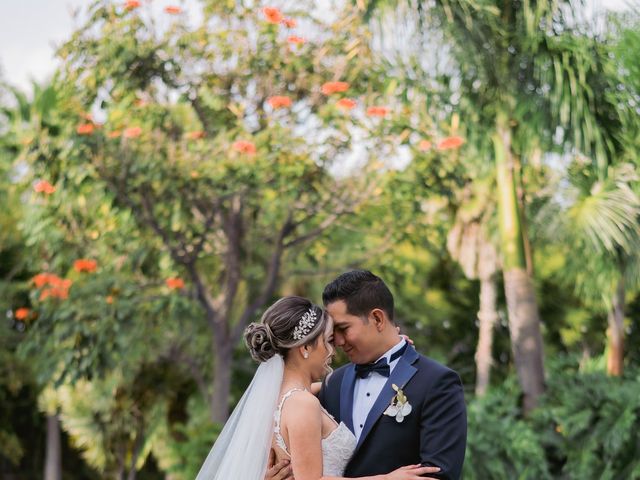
[364,0,637,411]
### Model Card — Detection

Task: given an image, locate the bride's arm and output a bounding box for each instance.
[284,392,324,479]
[284,393,438,480]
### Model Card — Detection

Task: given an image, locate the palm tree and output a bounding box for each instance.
[543,160,640,376]
[446,180,500,396]
[365,0,634,411]
[541,8,640,376]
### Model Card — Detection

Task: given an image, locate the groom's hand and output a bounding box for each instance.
[265,459,293,480]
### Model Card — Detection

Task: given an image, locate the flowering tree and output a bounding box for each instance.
[18,0,402,427]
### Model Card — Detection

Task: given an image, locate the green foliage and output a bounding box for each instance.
[464,377,552,480]
[4,0,412,473]
[465,363,640,480]
[535,363,640,479]
[2,1,640,478]
[0,330,29,466]
[151,396,222,480]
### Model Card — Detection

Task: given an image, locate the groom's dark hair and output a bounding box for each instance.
[322,270,394,322]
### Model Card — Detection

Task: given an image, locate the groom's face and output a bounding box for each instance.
[326,300,379,364]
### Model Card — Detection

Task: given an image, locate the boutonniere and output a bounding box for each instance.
[384,383,412,422]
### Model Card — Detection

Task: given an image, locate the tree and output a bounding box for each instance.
[365,0,632,411]
[537,16,640,376]
[0,80,65,480]
[16,0,401,425]
[447,180,500,396]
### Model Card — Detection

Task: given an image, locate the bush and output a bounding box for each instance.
[464,377,552,480]
[534,365,640,479]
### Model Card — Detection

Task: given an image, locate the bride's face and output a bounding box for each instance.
[306,317,335,380]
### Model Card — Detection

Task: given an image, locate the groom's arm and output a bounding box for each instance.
[418,369,467,480]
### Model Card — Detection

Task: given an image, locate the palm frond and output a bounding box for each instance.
[568,164,640,255]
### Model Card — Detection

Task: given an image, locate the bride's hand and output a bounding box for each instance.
[397,326,415,346]
[310,382,322,396]
[384,464,441,480]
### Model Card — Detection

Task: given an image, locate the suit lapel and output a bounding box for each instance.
[354,346,419,453]
[340,364,357,433]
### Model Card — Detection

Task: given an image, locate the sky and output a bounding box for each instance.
[0,0,634,89]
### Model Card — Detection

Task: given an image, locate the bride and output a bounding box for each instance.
[195,296,438,479]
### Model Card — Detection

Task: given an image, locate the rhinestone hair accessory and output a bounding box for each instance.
[292,308,317,341]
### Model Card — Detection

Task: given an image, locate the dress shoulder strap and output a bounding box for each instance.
[273,388,306,457]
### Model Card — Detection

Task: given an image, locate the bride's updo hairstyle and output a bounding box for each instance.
[244,296,329,363]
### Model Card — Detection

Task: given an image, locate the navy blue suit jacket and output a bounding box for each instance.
[318,346,467,479]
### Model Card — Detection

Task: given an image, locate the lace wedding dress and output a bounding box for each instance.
[274,388,357,476]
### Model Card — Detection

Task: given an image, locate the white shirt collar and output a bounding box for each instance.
[375,338,407,364]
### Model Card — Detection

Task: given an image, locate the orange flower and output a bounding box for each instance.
[39,289,52,301]
[166,277,185,289]
[46,275,72,288]
[125,0,141,10]
[263,7,283,24]
[33,273,71,289]
[52,287,69,300]
[15,308,30,320]
[267,96,292,109]
[321,81,350,95]
[76,123,95,135]
[366,106,390,117]
[106,295,115,304]
[33,273,53,288]
[123,127,142,138]
[437,136,465,150]
[186,130,205,140]
[232,140,257,155]
[74,259,98,273]
[164,5,182,14]
[34,180,56,195]
[418,140,432,151]
[282,17,297,28]
[287,35,305,45]
[108,130,122,139]
[39,279,71,300]
[336,98,357,110]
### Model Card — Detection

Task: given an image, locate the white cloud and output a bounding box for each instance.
[0,0,202,88]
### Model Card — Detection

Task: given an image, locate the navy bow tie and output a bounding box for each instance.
[355,357,390,379]
[355,343,409,379]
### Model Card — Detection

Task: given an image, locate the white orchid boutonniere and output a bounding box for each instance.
[384,384,412,422]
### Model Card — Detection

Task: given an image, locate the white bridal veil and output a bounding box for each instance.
[195,354,284,480]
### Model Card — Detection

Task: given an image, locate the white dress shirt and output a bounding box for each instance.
[352,339,407,442]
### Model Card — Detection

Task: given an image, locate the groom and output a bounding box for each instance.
[269,270,467,479]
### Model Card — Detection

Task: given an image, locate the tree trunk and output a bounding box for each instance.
[514,154,534,277]
[126,466,138,480]
[210,334,233,423]
[126,426,144,480]
[44,414,62,480]
[475,274,498,396]
[502,269,546,412]
[607,277,625,376]
[494,112,545,413]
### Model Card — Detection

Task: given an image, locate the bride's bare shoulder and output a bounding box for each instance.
[281,390,321,421]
